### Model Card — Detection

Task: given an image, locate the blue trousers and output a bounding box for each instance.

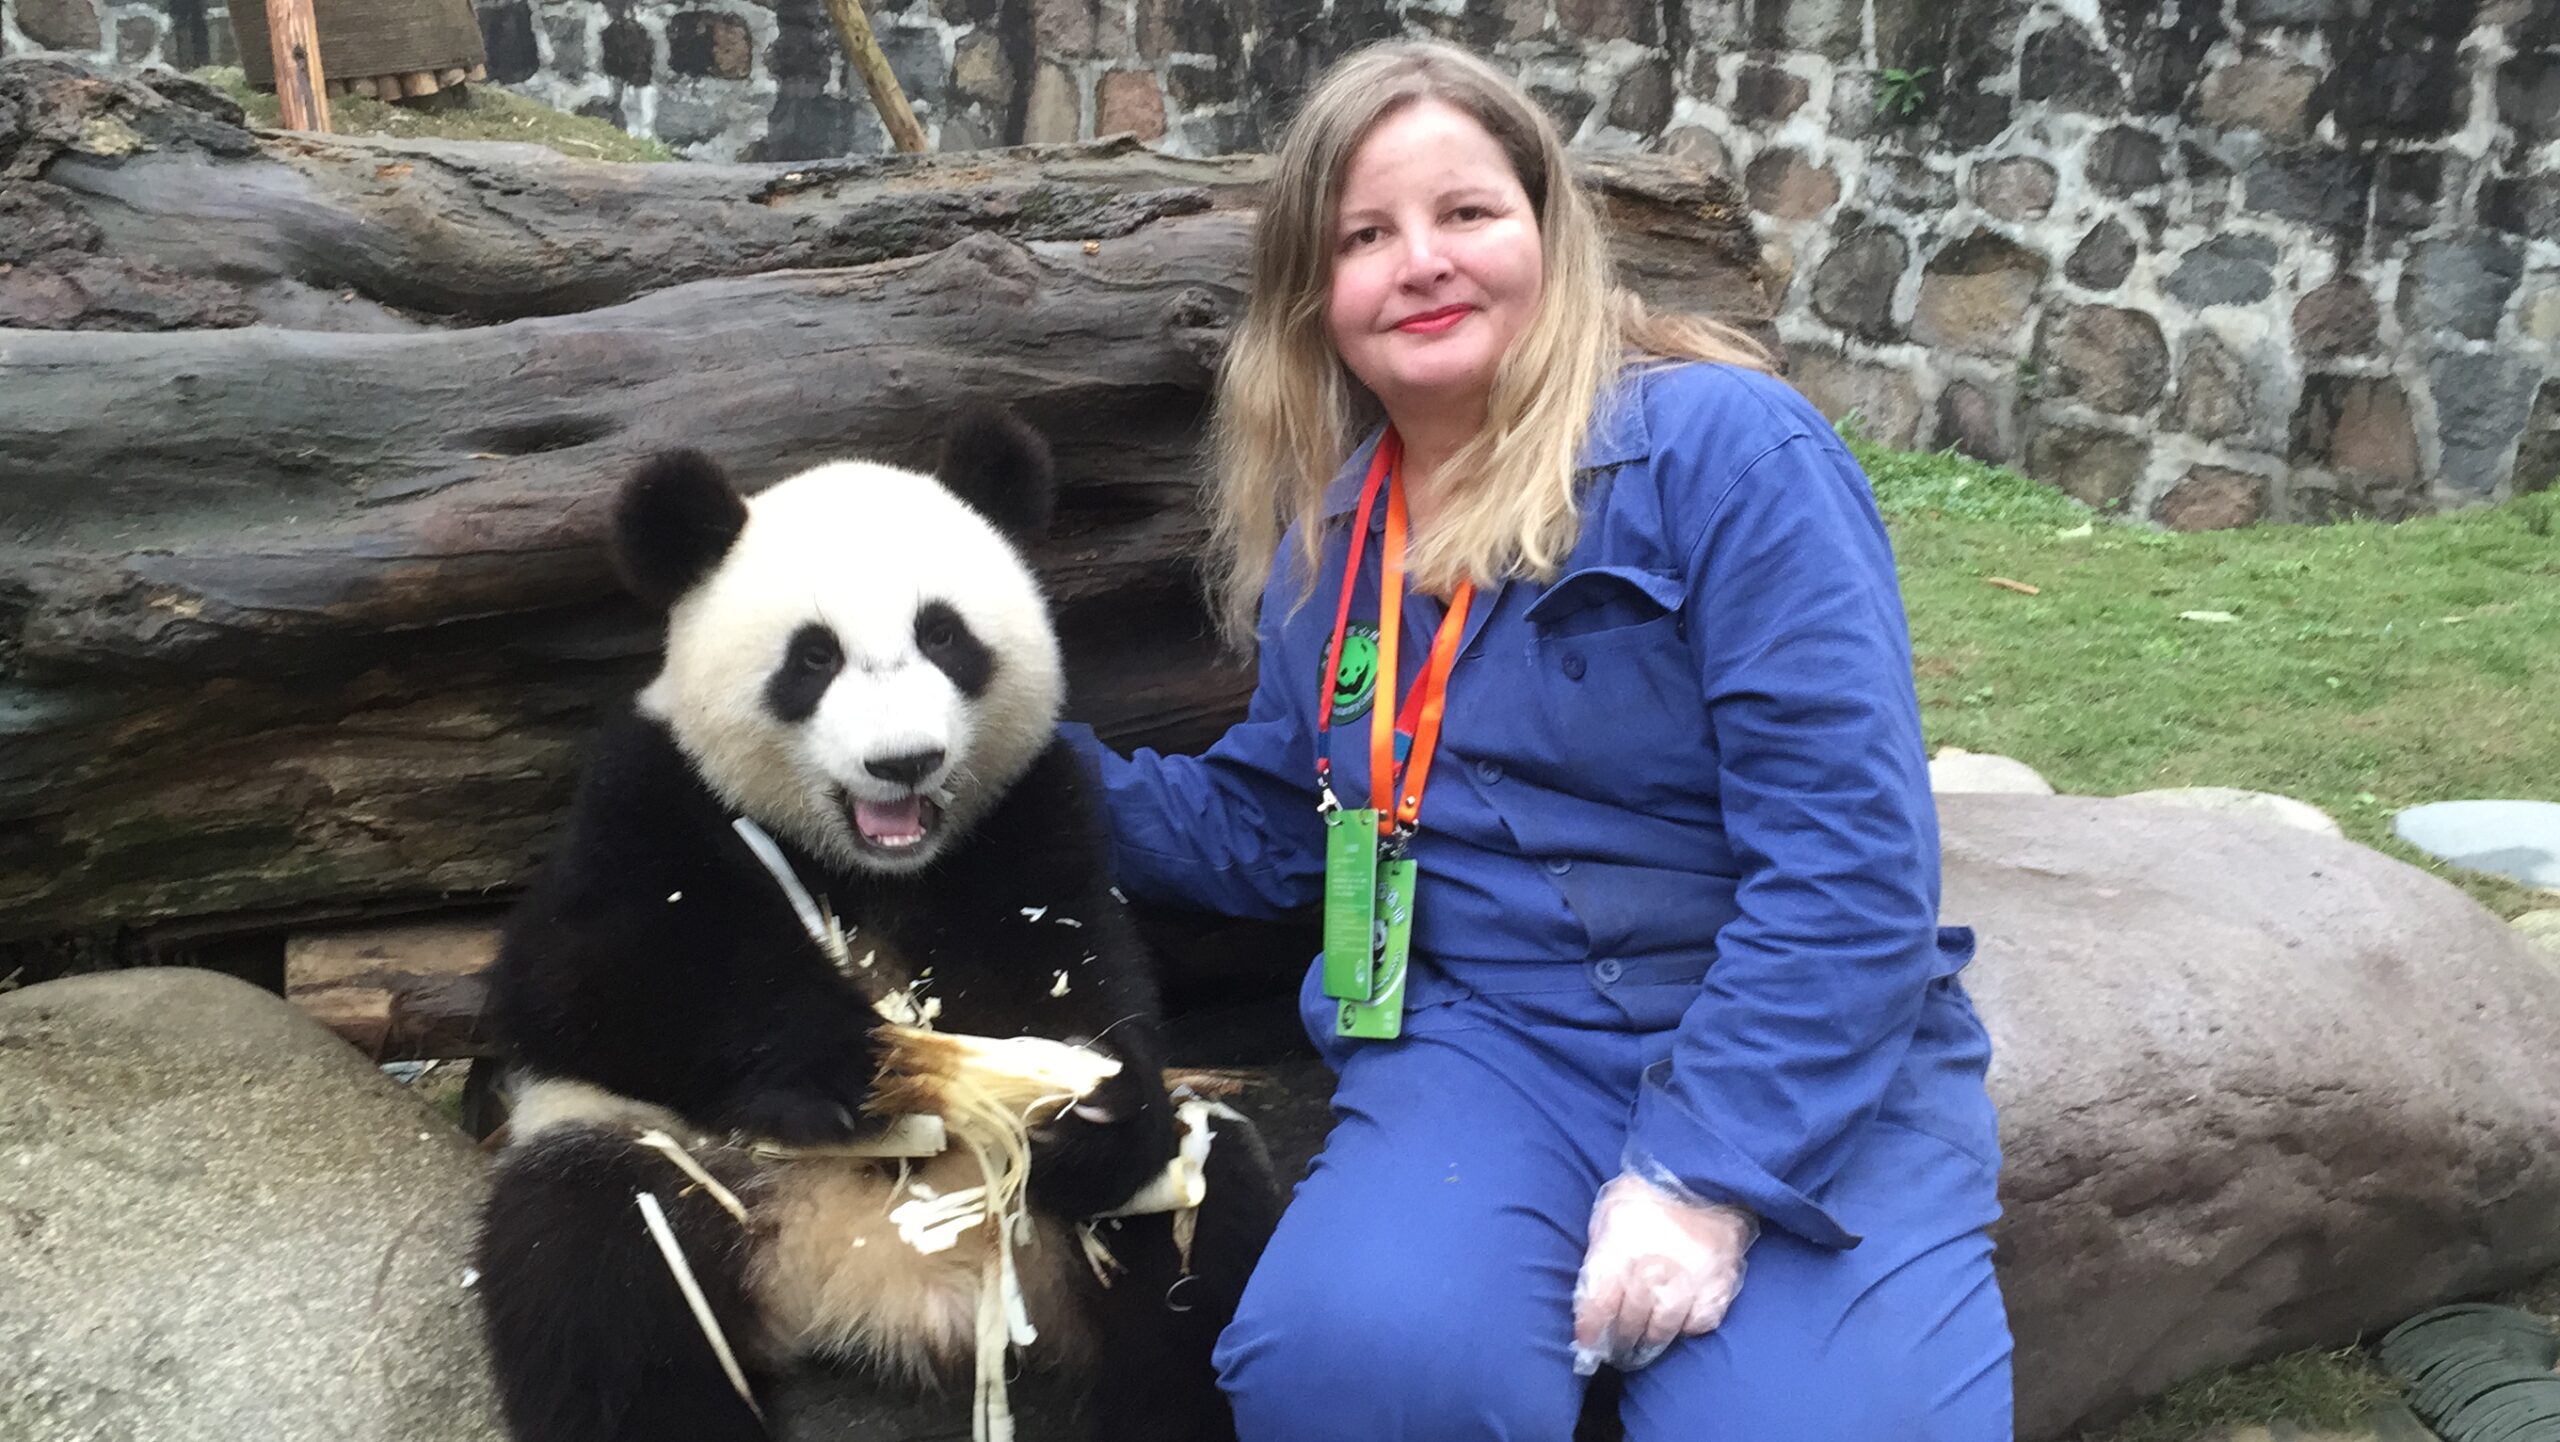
[1212,962,2013,1441]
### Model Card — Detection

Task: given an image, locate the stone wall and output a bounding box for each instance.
[1680,0,2560,524]
[8,0,2556,519]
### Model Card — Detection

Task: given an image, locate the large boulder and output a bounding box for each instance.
[0,969,505,1442]
[1950,793,2560,1439]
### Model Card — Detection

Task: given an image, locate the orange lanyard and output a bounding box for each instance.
[1313,432,1477,841]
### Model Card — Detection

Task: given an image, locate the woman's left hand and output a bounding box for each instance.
[1569,1172,1759,1375]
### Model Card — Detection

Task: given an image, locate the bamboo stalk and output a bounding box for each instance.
[818,0,928,153]
[404,70,442,98]
[261,0,332,133]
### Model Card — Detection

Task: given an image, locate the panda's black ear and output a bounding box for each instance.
[937,404,1056,543]
[611,449,750,609]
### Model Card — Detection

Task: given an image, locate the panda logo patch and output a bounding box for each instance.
[1329,622,1380,721]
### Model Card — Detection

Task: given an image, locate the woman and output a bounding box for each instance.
[1059,39,2010,1442]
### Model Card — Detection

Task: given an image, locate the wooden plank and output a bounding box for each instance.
[260,0,331,133]
[821,0,928,154]
[286,918,503,1060]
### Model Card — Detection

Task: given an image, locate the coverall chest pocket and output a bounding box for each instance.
[1520,566,1701,780]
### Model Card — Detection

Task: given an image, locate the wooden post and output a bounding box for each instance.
[820,0,929,153]
[261,0,332,133]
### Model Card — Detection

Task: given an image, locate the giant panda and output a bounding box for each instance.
[473,406,1282,1442]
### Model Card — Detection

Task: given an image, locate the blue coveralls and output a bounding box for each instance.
[1060,360,2012,1441]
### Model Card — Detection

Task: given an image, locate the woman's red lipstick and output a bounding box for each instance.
[1395,305,1472,334]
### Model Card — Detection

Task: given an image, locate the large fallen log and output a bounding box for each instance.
[0,58,1772,974]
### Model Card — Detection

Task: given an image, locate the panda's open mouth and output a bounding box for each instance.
[845,792,944,852]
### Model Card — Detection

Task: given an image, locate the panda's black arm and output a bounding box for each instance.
[490,716,889,1145]
[923,742,1186,1215]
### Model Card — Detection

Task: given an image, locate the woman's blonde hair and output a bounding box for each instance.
[1205,38,1774,644]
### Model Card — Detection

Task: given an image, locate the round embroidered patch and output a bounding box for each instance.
[1329,622,1380,721]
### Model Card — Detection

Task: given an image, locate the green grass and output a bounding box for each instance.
[193,66,675,161]
[2069,1346,2404,1442]
[1857,437,2560,922]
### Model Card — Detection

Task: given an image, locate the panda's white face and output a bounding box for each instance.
[636,459,1063,876]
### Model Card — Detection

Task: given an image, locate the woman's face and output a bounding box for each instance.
[1325,98,1545,427]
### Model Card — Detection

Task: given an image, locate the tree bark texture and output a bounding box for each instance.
[0,57,1774,970]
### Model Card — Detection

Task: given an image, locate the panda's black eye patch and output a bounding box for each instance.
[766,623,844,722]
[915,601,994,699]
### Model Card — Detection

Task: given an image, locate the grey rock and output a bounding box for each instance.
[1863,154,1955,211]
[1973,155,2058,221]
[2397,236,2524,342]
[2163,233,2277,307]
[1811,225,1910,341]
[2500,52,2560,146]
[652,94,732,149]
[2427,351,2541,495]
[602,13,654,85]
[1606,58,1674,134]
[15,0,102,50]
[114,14,157,63]
[2515,381,2560,496]
[1785,344,1923,447]
[1929,747,2053,795]
[0,970,504,1442]
[542,11,592,80]
[1935,379,2011,464]
[2171,333,2256,441]
[2154,465,2269,531]
[2039,305,2170,415]
[2018,22,2119,113]
[2023,415,2149,509]
[1914,229,2046,356]
[2084,126,2167,195]
[2375,150,2454,232]
[2243,146,2373,228]
[1827,69,1881,140]
[2294,275,2380,357]
[2394,800,2560,889]
[480,0,542,83]
[1731,61,1807,123]
[1946,793,2560,1440]
[2292,375,2420,481]
[2065,218,2137,290]
[2237,0,2333,25]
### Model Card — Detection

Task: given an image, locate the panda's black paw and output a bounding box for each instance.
[725,1086,875,1148]
[1027,1079,1173,1218]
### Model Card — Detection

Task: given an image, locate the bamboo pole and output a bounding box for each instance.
[818,0,928,153]
[261,0,332,133]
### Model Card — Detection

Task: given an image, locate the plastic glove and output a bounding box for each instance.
[1569,1171,1759,1376]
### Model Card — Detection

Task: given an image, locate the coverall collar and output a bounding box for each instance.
[1317,371,1653,524]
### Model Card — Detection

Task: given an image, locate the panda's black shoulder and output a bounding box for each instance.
[524,707,734,905]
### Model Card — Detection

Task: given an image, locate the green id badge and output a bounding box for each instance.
[1337,857,1415,1040]
[1322,808,1381,1001]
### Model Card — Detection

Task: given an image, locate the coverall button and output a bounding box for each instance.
[1475,760,1503,783]
[1544,857,1572,876]
[1593,958,1624,984]
[1561,652,1587,681]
